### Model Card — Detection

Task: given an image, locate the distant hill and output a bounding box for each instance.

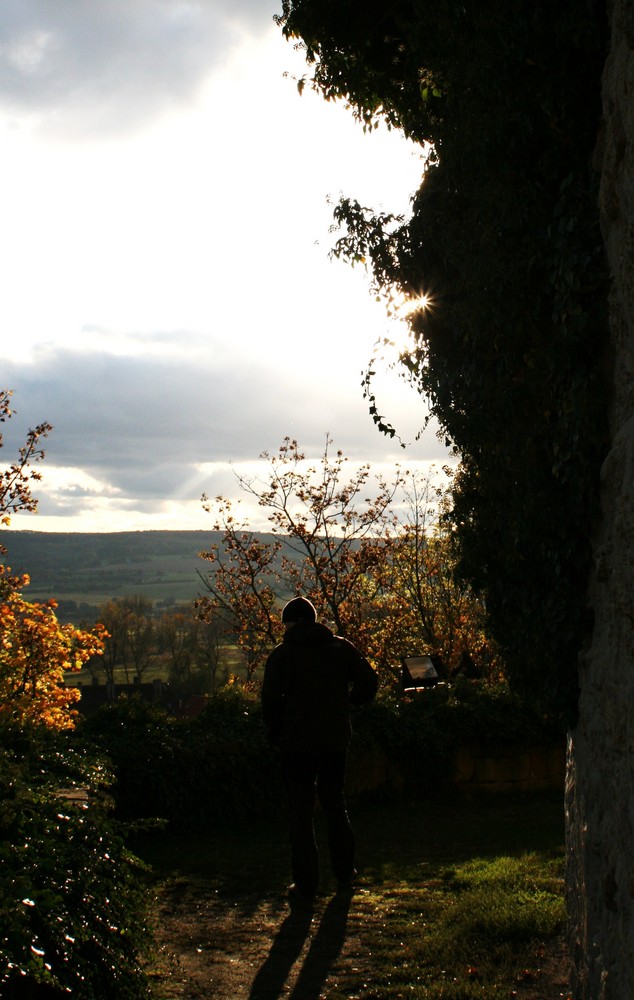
[1,530,283,623]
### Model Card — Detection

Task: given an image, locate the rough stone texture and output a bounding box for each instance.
[566,2,634,996]
[347,742,565,797]
[455,742,565,795]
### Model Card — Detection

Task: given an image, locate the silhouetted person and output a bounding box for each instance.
[262,597,377,900]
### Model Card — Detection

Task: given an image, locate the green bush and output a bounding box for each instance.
[78,682,563,830]
[80,689,284,833]
[0,723,151,999]
[78,697,184,828]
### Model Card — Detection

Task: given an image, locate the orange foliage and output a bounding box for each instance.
[0,565,106,730]
[199,440,504,685]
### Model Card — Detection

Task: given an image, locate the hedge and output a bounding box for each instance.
[78,681,564,830]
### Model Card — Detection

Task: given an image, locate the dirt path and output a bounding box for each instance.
[150,880,370,999]
[141,797,571,999]
[148,878,571,1000]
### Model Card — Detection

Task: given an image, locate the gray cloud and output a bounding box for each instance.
[0,0,277,134]
[3,334,443,520]
[6,340,294,468]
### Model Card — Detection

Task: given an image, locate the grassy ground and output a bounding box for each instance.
[133,793,570,999]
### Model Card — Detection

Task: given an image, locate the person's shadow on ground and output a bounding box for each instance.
[248,891,352,1000]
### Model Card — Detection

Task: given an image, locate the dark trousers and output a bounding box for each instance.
[281,748,355,895]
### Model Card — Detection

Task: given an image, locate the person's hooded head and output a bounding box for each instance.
[282,597,317,627]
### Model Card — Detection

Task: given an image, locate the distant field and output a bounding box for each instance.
[70,643,247,688]
[26,572,203,612]
[1,529,284,622]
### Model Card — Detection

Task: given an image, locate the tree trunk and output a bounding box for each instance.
[566,2,634,995]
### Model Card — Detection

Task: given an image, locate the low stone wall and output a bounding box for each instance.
[347,744,404,796]
[452,741,566,794]
[347,741,566,796]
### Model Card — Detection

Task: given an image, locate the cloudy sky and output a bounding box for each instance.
[1,0,447,533]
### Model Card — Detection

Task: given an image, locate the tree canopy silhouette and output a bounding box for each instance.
[277,0,609,719]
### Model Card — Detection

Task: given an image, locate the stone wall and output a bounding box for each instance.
[566,1,634,996]
[453,742,565,795]
[346,741,565,797]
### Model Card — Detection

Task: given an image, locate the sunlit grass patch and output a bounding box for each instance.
[354,852,565,999]
[441,852,565,943]
[139,798,567,1000]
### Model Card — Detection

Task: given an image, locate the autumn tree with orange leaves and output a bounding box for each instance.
[198,437,498,683]
[0,390,151,1000]
[197,438,402,679]
[197,498,284,681]
[385,471,502,680]
[0,566,106,730]
[0,390,106,729]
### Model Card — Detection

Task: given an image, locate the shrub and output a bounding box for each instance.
[0,723,151,999]
[78,697,183,828]
[79,682,563,830]
[80,689,284,833]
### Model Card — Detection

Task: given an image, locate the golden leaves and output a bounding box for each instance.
[0,565,105,730]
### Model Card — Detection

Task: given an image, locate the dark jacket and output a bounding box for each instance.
[261,622,378,752]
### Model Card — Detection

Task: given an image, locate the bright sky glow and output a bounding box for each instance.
[0,4,449,534]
